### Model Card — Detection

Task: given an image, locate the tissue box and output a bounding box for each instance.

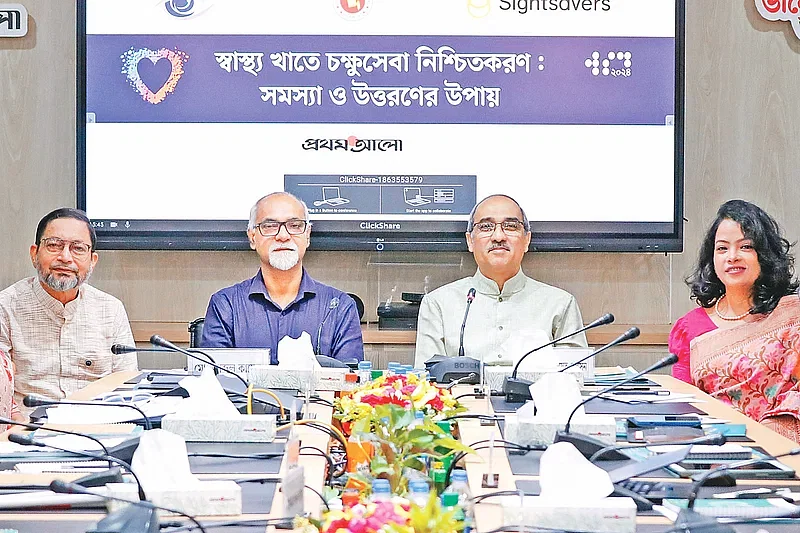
[502,496,637,533]
[161,413,277,442]
[106,480,242,516]
[503,412,616,446]
[248,365,356,392]
[483,366,584,392]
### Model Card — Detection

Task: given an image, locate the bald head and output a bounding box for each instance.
[467,195,530,234]
[248,192,310,229]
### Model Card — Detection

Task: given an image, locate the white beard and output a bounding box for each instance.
[269,249,299,271]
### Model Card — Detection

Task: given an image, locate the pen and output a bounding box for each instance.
[612,390,670,396]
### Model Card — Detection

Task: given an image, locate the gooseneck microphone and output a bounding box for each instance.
[553,353,679,459]
[589,433,727,463]
[560,325,638,373]
[50,480,207,533]
[315,297,340,356]
[9,432,147,501]
[458,288,477,358]
[502,314,618,403]
[0,415,112,467]
[149,334,248,389]
[23,394,152,431]
[111,344,173,354]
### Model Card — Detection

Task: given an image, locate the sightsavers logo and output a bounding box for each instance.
[121,47,189,105]
[467,0,491,18]
[756,0,800,39]
[500,0,612,13]
[161,0,213,18]
[334,0,373,20]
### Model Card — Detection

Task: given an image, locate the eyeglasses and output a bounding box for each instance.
[472,219,526,235]
[254,219,308,237]
[39,237,92,257]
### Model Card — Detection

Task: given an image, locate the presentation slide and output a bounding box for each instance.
[80,0,682,251]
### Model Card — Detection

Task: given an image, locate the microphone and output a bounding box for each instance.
[9,432,147,501]
[502,315,619,403]
[675,447,800,533]
[458,288,476,358]
[589,433,727,462]
[553,353,678,459]
[111,344,173,354]
[149,334,246,388]
[49,480,206,533]
[426,289,481,384]
[0,415,112,467]
[23,393,152,431]
[315,297,340,356]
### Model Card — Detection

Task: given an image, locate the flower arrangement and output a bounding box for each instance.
[296,493,462,533]
[335,373,465,428]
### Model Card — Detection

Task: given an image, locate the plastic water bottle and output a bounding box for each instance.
[410,410,425,428]
[445,470,474,533]
[371,478,392,502]
[441,492,466,530]
[358,360,373,384]
[408,480,430,507]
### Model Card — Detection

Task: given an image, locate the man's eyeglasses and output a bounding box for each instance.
[254,219,308,237]
[472,219,526,235]
[39,237,92,257]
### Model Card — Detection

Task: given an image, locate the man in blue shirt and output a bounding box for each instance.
[201,192,364,363]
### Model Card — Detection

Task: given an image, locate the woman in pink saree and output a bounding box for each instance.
[671,200,800,442]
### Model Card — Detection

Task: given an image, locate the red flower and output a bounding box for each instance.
[427,396,444,411]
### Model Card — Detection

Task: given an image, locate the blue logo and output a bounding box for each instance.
[165,0,195,18]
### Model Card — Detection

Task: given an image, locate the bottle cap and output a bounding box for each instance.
[371,369,383,380]
[451,469,467,482]
[409,480,430,493]
[372,478,391,493]
[441,492,459,507]
[415,411,424,419]
[358,361,371,370]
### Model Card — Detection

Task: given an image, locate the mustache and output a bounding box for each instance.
[488,243,510,251]
[50,262,79,273]
[269,243,299,253]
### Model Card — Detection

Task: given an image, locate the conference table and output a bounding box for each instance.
[1,371,799,532]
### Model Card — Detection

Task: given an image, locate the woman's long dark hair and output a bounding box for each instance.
[687,199,799,315]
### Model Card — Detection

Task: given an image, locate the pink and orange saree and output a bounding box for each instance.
[690,295,800,443]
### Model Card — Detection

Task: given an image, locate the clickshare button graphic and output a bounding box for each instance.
[121,47,190,104]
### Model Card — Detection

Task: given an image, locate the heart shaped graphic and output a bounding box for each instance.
[121,47,189,105]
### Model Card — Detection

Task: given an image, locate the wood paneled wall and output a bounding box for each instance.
[3,1,800,358]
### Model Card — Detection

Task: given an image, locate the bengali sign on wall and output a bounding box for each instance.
[756,0,800,38]
[0,3,27,37]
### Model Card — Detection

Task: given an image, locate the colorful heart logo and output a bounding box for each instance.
[121,47,189,105]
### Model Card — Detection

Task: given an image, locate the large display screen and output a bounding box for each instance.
[78,0,684,252]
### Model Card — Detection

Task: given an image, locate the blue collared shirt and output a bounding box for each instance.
[200,269,364,364]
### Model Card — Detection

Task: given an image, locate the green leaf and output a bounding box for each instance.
[432,436,476,454]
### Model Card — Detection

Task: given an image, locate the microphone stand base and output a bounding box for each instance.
[553,430,629,461]
[89,504,159,533]
[501,376,534,403]
[673,509,736,533]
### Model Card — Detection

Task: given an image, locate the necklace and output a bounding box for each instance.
[714,296,750,321]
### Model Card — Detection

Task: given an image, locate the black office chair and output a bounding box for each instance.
[188,318,205,348]
[348,293,365,322]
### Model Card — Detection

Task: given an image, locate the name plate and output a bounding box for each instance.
[186,348,270,376]
[0,4,27,37]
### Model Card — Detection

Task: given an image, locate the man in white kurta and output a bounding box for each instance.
[414,195,586,368]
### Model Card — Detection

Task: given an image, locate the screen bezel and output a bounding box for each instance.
[76,1,686,253]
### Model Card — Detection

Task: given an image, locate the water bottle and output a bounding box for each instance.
[408,480,430,507]
[357,360,373,384]
[441,492,466,530]
[371,478,392,502]
[445,470,474,533]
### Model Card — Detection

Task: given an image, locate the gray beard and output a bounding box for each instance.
[269,250,299,271]
[36,263,91,292]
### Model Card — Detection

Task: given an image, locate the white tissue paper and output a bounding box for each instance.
[502,442,636,533]
[539,441,613,499]
[276,331,321,370]
[175,367,241,417]
[105,429,241,515]
[527,372,585,419]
